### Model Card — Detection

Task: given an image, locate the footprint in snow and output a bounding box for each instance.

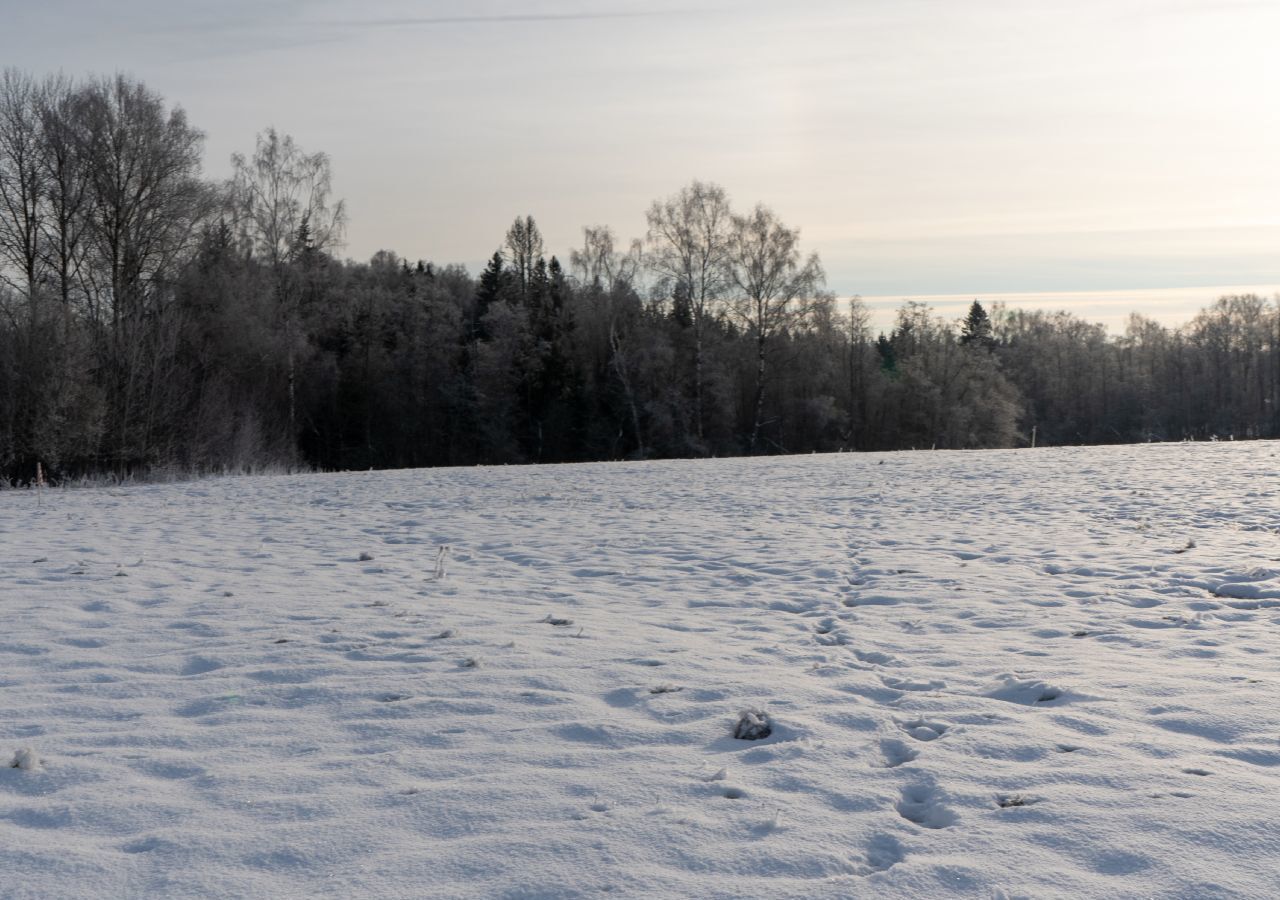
[853,648,898,666]
[1214,747,1280,767]
[878,738,919,768]
[881,674,946,692]
[843,595,902,609]
[815,619,851,646]
[179,657,224,676]
[856,834,905,875]
[899,718,948,742]
[121,837,167,854]
[895,783,958,829]
[984,675,1066,705]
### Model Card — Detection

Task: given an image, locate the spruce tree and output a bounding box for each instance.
[473,251,505,338]
[876,334,897,374]
[548,256,567,317]
[960,300,994,349]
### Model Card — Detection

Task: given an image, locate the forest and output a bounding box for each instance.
[2,69,1279,482]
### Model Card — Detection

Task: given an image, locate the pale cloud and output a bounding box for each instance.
[860,284,1280,336]
[2,0,1277,317]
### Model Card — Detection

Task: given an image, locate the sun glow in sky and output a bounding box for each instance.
[5,0,1278,319]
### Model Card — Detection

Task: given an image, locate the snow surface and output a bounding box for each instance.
[3,444,1280,898]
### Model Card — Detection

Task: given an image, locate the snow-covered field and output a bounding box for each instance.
[3,444,1280,899]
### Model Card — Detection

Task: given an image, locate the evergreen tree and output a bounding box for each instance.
[529,256,552,337]
[960,300,995,349]
[289,212,316,263]
[474,251,505,338]
[670,280,694,330]
[548,256,567,317]
[876,334,897,375]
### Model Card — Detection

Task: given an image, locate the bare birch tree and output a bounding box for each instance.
[230,128,346,441]
[504,215,543,304]
[571,225,647,456]
[0,69,45,302]
[726,203,824,452]
[35,74,92,322]
[230,127,345,265]
[645,180,732,450]
[49,75,208,467]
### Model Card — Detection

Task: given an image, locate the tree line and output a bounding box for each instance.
[1,69,1278,483]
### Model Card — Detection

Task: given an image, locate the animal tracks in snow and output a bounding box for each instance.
[6,445,1280,898]
[895,783,959,829]
[983,676,1069,706]
[899,718,949,742]
[856,833,906,875]
[877,738,919,768]
[881,675,946,693]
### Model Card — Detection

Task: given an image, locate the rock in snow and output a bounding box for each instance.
[8,748,40,771]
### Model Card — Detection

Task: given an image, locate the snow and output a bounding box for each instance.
[2,443,1280,898]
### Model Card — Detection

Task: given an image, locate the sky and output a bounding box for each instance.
[3,0,1278,326]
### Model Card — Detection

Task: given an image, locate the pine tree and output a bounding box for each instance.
[876,334,897,375]
[289,212,315,262]
[670,280,694,330]
[548,256,567,318]
[528,256,552,338]
[473,251,505,339]
[960,300,994,349]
